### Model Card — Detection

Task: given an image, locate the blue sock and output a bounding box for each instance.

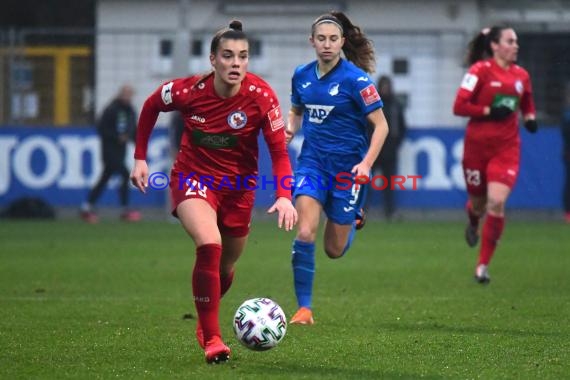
[341,222,357,256]
[291,240,315,309]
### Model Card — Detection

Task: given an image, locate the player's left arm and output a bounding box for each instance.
[520,73,538,133]
[353,108,389,177]
[351,78,389,177]
[261,103,298,230]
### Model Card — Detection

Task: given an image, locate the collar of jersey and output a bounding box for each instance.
[315,59,343,80]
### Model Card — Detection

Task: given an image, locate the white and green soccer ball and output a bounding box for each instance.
[233,297,287,351]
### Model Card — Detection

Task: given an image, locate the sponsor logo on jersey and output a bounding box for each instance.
[515,80,524,95]
[305,104,335,124]
[192,130,238,149]
[329,83,340,96]
[490,81,502,87]
[227,111,247,129]
[268,106,285,131]
[191,115,205,123]
[359,84,380,106]
[301,81,312,89]
[357,76,369,82]
[161,81,174,105]
[343,206,354,212]
[460,73,478,92]
[492,94,519,111]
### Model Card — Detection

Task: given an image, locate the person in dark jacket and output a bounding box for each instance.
[366,75,407,220]
[80,85,141,223]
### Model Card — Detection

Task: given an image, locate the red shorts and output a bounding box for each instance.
[170,171,255,237]
[462,144,520,196]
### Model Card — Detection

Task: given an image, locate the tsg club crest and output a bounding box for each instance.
[328,83,340,96]
[227,111,247,129]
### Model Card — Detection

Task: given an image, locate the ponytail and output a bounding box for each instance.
[465,25,508,65]
[312,12,376,74]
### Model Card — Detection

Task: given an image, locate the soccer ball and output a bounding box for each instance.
[233,298,287,351]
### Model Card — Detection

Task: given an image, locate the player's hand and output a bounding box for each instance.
[351,161,372,181]
[285,127,295,144]
[524,119,538,133]
[489,105,513,120]
[130,159,149,193]
[267,197,298,231]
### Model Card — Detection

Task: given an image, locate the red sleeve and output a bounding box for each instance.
[261,104,293,200]
[453,65,487,118]
[519,72,536,117]
[134,80,180,160]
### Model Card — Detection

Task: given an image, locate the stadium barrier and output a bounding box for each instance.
[0,126,563,209]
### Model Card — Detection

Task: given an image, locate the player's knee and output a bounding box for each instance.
[219,262,235,277]
[296,226,317,243]
[323,243,343,259]
[486,197,506,214]
[472,203,486,216]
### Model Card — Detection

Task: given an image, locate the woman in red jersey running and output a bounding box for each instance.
[130,20,297,364]
[453,25,537,284]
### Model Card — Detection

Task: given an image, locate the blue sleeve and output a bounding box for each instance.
[350,74,383,114]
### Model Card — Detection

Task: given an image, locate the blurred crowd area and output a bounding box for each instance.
[1,0,570,128]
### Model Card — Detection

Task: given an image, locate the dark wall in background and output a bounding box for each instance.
[0,0,95,28]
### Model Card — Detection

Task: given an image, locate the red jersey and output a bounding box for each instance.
[453,59,536,151]
[135,72,292,199]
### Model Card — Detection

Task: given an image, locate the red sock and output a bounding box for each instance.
[192,244,222,344]
[466,200,482,227]
[220,271,234,298]
[478,214,505,265]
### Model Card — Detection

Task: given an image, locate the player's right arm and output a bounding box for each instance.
[286,106,303,144]
[131,79,185,192]
[285,70,305,144]
[453,63,490,118]
[130,159,149,193]
[134,80,181,160]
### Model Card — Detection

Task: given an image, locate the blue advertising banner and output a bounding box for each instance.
[0,126,172,207]
[0,126,564,210]
[260,127,564,210]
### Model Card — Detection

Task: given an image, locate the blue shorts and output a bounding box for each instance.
[293,166,367,225]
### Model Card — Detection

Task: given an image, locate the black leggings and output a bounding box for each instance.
[87,164,130,207]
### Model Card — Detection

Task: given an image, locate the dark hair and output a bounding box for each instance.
[465,25,511,65]
[210,20,248,54]
[312,11,376,74]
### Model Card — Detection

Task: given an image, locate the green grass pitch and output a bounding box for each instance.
[1,219,569,379]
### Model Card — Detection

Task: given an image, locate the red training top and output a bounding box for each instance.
[135,72,292,199]
[453,58,536,152]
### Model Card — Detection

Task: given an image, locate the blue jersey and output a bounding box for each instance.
[291,59,383,173]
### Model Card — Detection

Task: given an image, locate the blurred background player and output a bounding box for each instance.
[365,75,407,220]
[130,20,297,363]
[285,12,389,324]
[453,25,537,284]
[80,84,141,223]
[562,85,570,223]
